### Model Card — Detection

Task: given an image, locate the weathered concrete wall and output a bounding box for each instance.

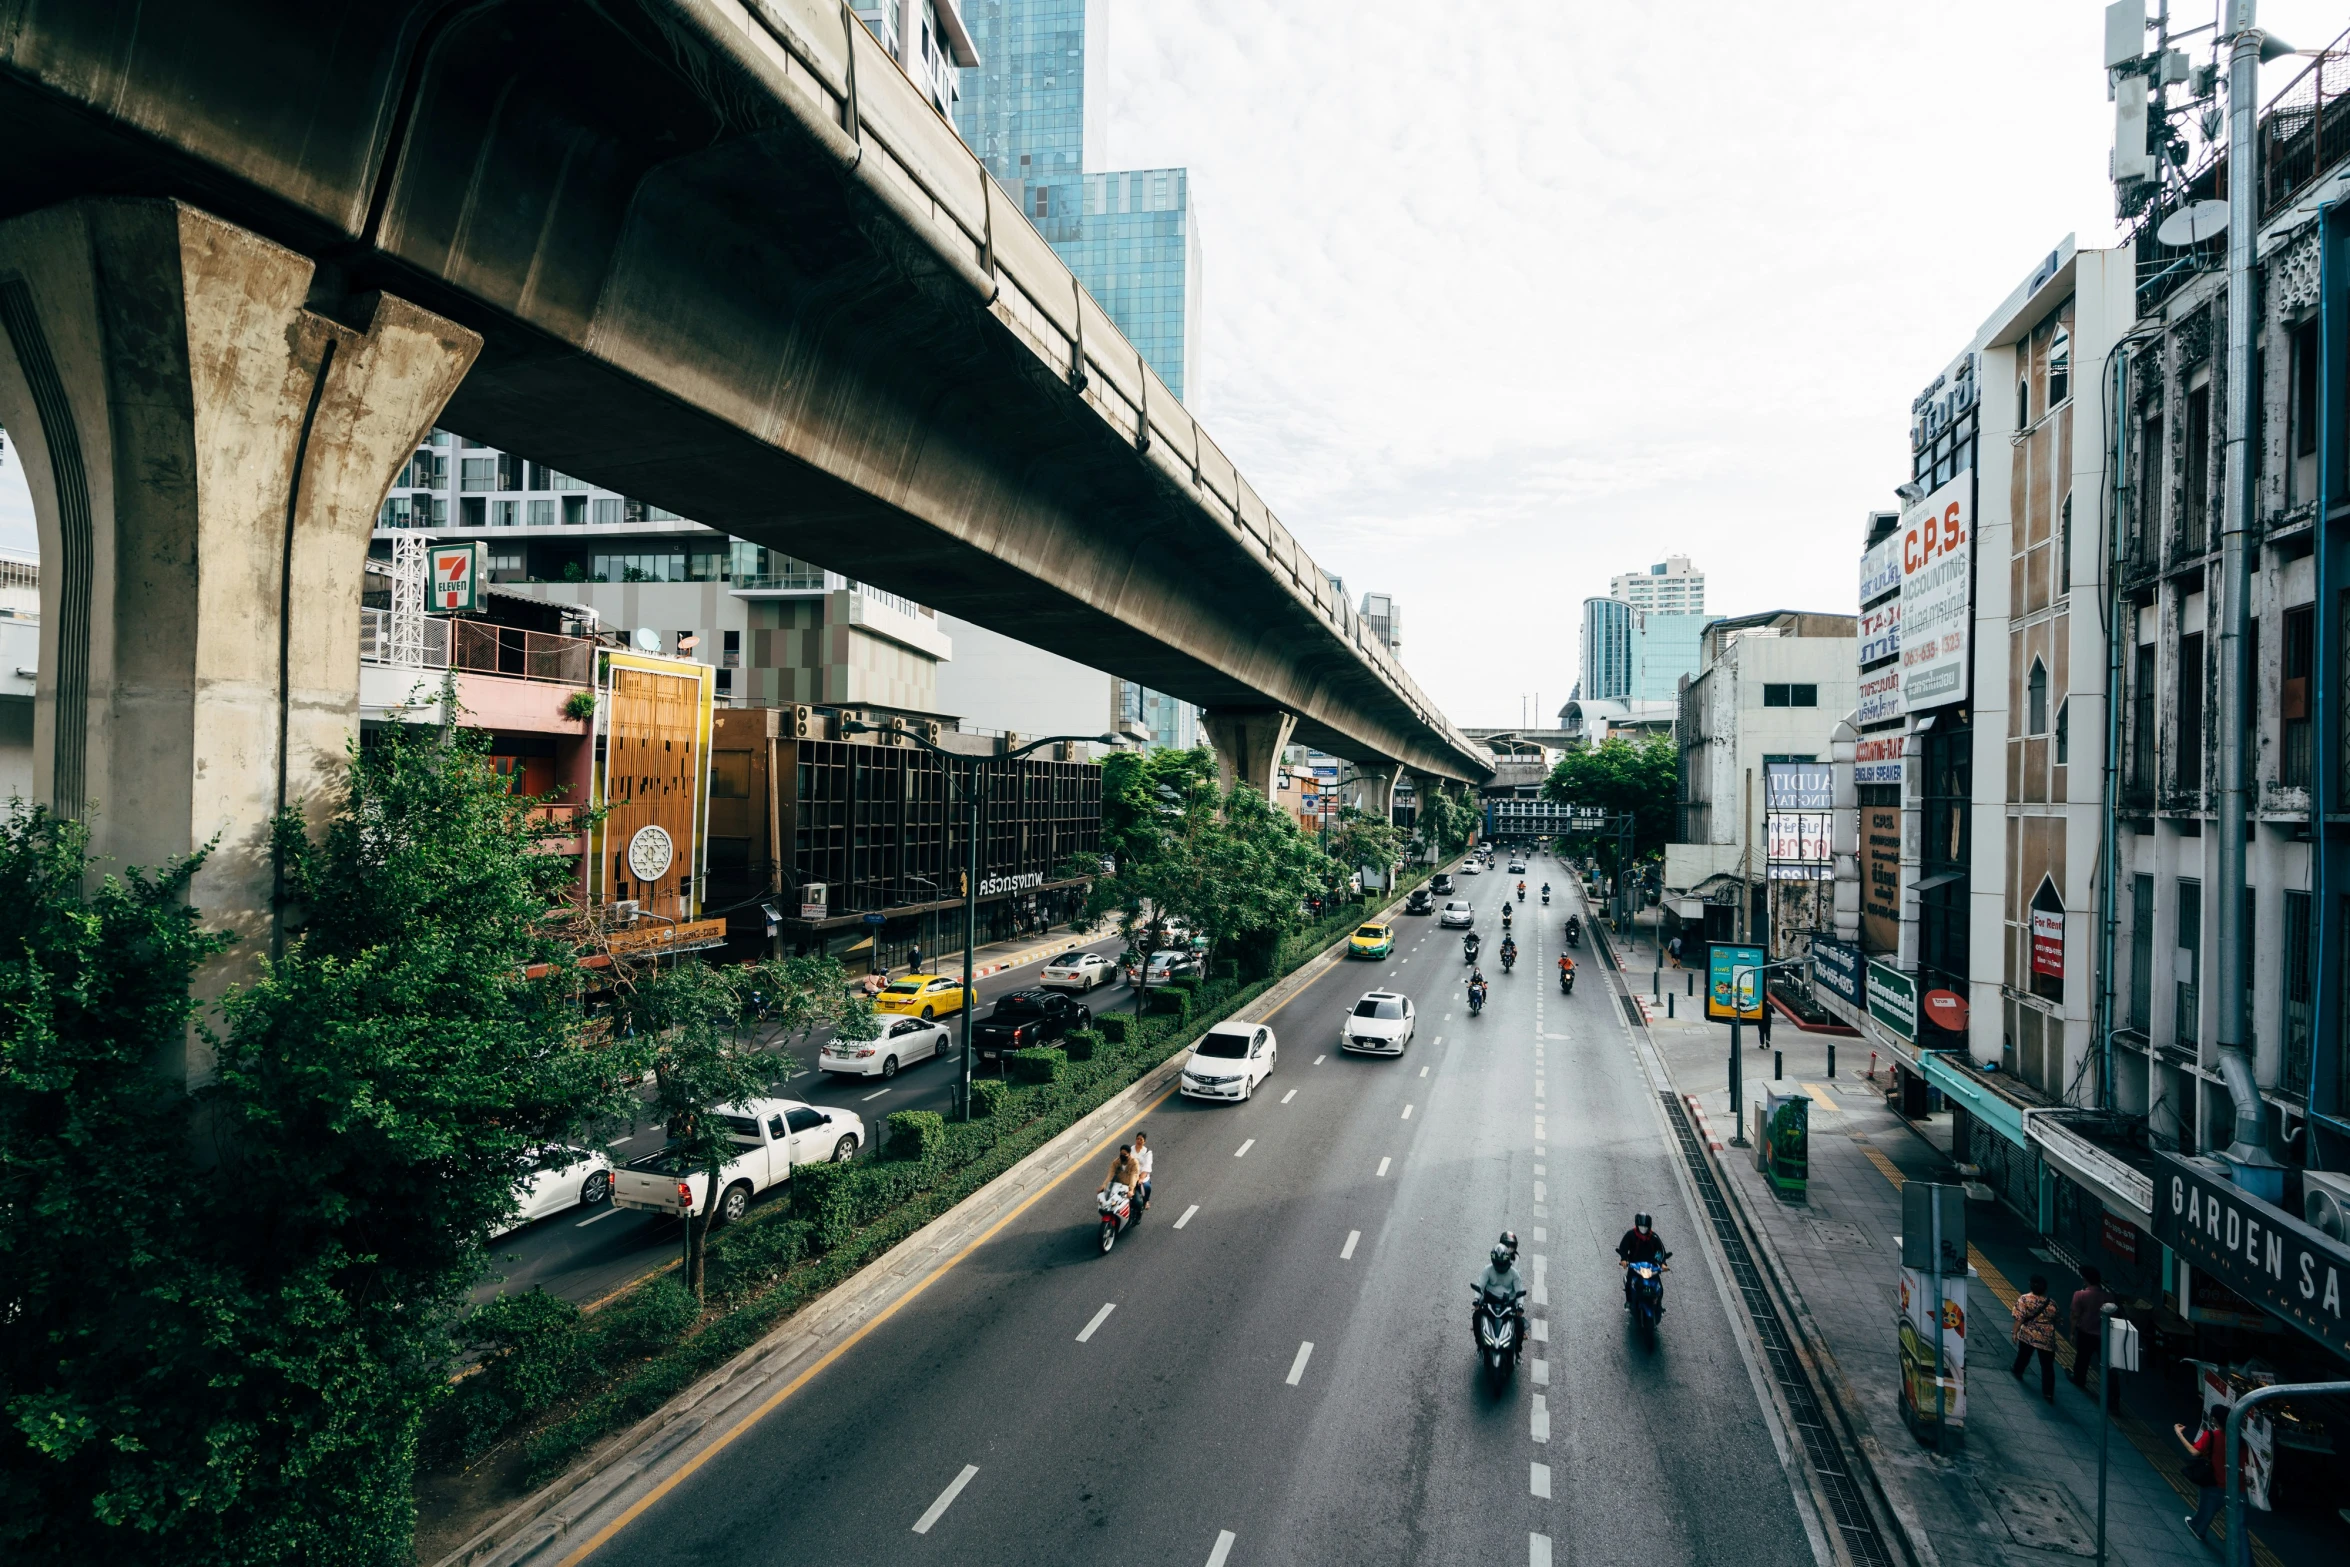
[0,199,478,1080]
[1202,708,1296,799]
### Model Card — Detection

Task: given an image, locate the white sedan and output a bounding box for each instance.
[494,1144,613,1237]
[1460,861,1483,875]
[1180,1021,1279,1102]
[1340,991,1417,1055]
[1040,951,1119,991]
[821,1015,952,1078]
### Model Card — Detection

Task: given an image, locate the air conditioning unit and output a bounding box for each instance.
[2305,1171,2350,1243]
[610,899,641,924]
[1055,740,1078,762]
[919,720,942,745]
[790,704,814,738]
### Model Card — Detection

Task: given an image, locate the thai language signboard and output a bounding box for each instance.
[1862,805,1901,951]
[1858,599,1901,665]
[1811,936,1863,1007]
[1867,957,1917,1040]
[2153,1153,2350,1360]
[1860,533,1904,605]
[1899,473,1972,709]
[1856,666,1904,727]
[1854,732,1905,785]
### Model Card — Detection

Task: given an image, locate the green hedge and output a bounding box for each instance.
[1005,1046,1066,1085]
[885,1109,946,1162]
[435,868,1441,1493]
[1144,987,1190,1019]
[1062,1029,1102,1062]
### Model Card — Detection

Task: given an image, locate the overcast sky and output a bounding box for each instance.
[1095,0,2344,729]
[3,2,2342,730]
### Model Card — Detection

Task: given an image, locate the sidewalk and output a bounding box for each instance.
[866,926,1107,989]
[1643,1013,2303,1567]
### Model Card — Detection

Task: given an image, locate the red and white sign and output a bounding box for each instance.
[2030,907,2065,980]
[1923,988,1970,1030]
[1898,474,1972,710]
[431,543,481,612]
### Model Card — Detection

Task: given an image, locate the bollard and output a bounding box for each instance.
[1667,992,1675,1019]
[1773,1049,1783,1081]
[1827,1041,1836,1077]
[1653,966,1661,1001]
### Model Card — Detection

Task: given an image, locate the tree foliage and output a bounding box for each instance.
[1412,782,1477,860]
[1325,806,1404,881]
[1540,733,1680,866]
[0,724,647,1564]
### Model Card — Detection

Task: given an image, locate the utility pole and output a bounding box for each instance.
[2215,0,2264,1123]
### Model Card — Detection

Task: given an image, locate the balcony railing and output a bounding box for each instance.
[360,609,590,684]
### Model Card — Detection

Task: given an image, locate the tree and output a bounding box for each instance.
[1412,781,1476,860]
[1082,782,1331,980]
[1541,733,1680,868]
[1094,745,1218,874]
[604,952,869,1298]
[1325,806,1404,886]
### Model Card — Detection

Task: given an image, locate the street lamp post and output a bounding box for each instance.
[839,722,1121,1120]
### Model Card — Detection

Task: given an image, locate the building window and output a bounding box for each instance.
[529,498,555,526]
[2059,491,2072,595]
[592,497,622,525]
[2131,642,2156,797]
[1761,684,1818,707]
[2129,874,2154,1031]
[563,495,587,526]
[2293,319,2320,505]
[2178,631,2205,793]
[459,496,485,527]
[2176,878,2201,1049]
[2136,413,2163,548]
[2284,602,2314,787]
[2054,698,2069,765]
[459,457,495,491]
[2047,322,2070,407]
[486,550,524,582]
[2018,369,2031,428]
[722,629,741,668]
[1032,186,1048,218]
[2026,658,2048,735]
[2184,383,2211,555]
[498,452,526,490]
[2284,890,2314,1097]
[526,461,550,491]
[491,499,519,527]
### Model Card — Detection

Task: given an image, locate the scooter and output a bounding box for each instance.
[1463,935,1482,966]
[1096,1184,1137,1253]
[1624,1253,1671,1331]
[1468,983,1488,1016]
[1472,1282,1527,1378]
[1565,922,1581,949]
[1541,890,1551,906]
[1500,946,1517,973]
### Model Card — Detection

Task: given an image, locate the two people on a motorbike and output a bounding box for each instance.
[1467,967,1490,1013]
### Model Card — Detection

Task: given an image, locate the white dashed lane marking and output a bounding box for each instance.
[911,1464,979,1534]
[1285,1341,1315,1385]
[1173,1204,1198,1229]
[1206,1529,1238,1567]
[1531,1461,1551,1499]
[1281,1089,1297,1104]
[1341,1229,1360,1260]
[1377,1157,1392,1177]
[1234,1139,1254,1158]
[1076,1303,1116,1342]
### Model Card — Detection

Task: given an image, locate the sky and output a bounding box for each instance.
[3,2,2343,726]
[1090,0,2346,729]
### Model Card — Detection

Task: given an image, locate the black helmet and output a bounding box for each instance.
[1634,1212,1653,1231]
[1490,1242,1513,1270]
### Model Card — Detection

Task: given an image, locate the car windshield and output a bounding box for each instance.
[882,982,920,995]
[720,1115,763,1140]
[1195,1032,1251,1058]
[1447,904,1469,913]
[1353,998,1406,1020]
[1355,926,1385,939]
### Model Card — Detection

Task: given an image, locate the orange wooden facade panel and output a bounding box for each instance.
[593,655,714,922]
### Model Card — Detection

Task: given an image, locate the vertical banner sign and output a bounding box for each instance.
[1861,805,1902,951]
[1764,763,1834,880]
[1858,599,1902,665]
[1707,942,1765,1022]
[1859,533,1905,607]
[1899,474,1972,709]
[2030,907,2065,979]
[431,541,482,612]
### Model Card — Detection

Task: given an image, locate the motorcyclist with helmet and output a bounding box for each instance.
[1467,967,1490,1014]
[1499,933,1518,972]
[1541,882,1552,905]
[1616,1212,1670,1311]
[1516,880,1527,902]
[1463,930,1481,965]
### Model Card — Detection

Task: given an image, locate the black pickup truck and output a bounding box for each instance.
[972,988,1094,1064]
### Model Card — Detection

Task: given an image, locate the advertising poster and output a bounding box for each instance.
[1762,761,1833,812]
[1856,667,1904,728]
[1707,943,1764,1022]
[1854,730,1905,784]
[1766,815,1832,877]
[1897,1265,1968,1438]
[1862,806,1901,950]
[1899,473,1972,709]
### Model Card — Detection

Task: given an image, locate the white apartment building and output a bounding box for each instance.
[1610,554,1705,615]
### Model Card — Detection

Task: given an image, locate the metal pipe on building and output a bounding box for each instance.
[2099,338,2140,1114]
[2213,4,2271,1183]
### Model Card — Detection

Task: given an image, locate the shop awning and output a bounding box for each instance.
[2027,1113,2155,1227]
[1918,1050,2028,1146]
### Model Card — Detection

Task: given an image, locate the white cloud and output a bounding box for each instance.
[1099,0,2344,726]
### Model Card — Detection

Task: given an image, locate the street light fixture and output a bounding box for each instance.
[836,720,1123,1120]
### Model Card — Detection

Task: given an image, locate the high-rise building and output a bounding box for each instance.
[851,2,979,119]
[1359,592,1402,655]
[1578,597,1635,703]
[955,0,1201,404]
[1610,554,1706,615]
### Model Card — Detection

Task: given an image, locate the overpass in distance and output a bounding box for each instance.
[0,0,1489,1052]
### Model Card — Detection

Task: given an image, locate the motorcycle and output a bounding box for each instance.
[1471,1282,1527,1377]
[1468,983,1488,1016]
[1624,1253,1671,1330]
[1558,964,1575,995]
[1516,886,1526,902]
[1096,1184,1137,1253]
[1500,945,1517,973]
[1463,935,1481,966]
[1565,921,1581,949]
[1541,890,1551,905]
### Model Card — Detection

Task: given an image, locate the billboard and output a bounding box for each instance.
[1860,533,1904,604]
[1856,666,1904,728]
[1707,943,1765,1022]
[1763,761,1833,812]
[1862,805,1901,951]
[1854,731,1905,785]
[1858,598,1901,665]
[2153,1153,2350,1361]
[1812,936,1864,1007]
[430,541,484,613]
[1898,474,1972,709]
[1867,958,1917,1040]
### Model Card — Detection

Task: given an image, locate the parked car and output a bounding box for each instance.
[1340,991,1416,1055]
[1440,900,1476,928]
[820,1015,952,1078]
[1349,922,1396,959]
[1144,948,1205,984]
[493,1144,613,1238]
[1404,887,1435,915]
[874,973,971,1019]
[972,987,1094,1065]
[1041,951,1119,991]
[1179,1021,1279,1102]
[611,1098,863,1227]
[1430,873,1455,896]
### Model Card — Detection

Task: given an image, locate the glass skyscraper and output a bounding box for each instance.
[954,0,1200,404]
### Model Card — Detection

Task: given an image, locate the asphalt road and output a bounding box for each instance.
[576,860,1823,1567]
[476,932,1131,1307]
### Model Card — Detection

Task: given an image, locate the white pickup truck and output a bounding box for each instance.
[611,1097,865,1227]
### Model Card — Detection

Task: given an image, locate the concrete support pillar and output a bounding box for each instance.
[1347,760,1400,819]
[1201,706,1296,798]
[0,199,480,1082]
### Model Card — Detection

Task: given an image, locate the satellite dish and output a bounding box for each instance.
[632,626,661,653]
[2156,200,2229,247]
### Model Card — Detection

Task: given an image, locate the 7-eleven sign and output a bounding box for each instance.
[430,542,483,612]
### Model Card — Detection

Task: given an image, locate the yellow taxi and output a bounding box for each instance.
[1348,922,1396,960]
[873,973,971,1019]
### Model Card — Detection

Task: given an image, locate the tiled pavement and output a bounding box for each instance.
[1629,975,2300,1567]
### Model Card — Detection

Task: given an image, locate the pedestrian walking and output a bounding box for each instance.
[1668,934,1684,967]
[1755,995,1774,1048]
[2068,1265,2119,1394]
[2176,1404,2231,1542]
[2009,1274,2059,1403]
